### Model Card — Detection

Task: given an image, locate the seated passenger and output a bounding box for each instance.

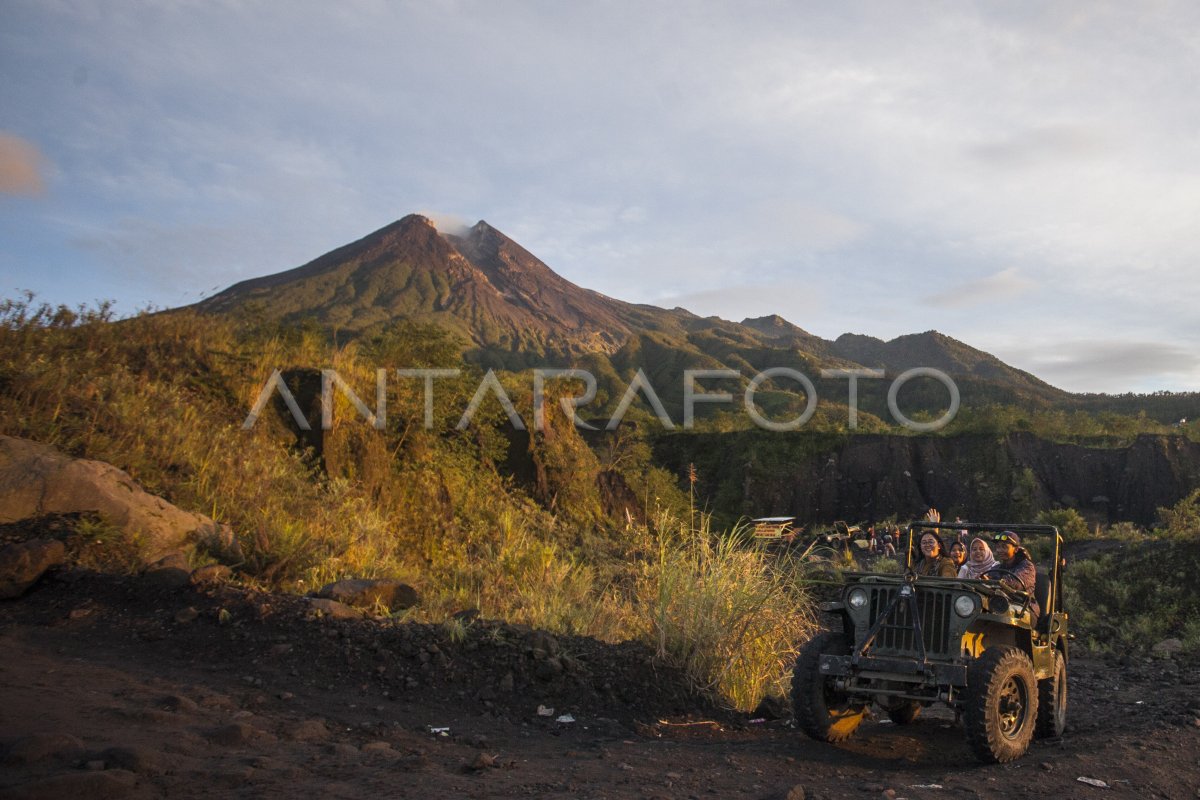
[914,530,957,577]
[948,540,967,572]
[958,537,997,579]
[983,531,1041,621]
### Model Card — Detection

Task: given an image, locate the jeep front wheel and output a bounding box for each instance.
[791,631,865,743]
[963,645,1039,763]
[1035,649,1067,738]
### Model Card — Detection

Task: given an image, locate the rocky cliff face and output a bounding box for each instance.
[654,432,1200,526]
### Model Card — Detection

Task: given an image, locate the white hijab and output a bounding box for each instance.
[959,537,998,579]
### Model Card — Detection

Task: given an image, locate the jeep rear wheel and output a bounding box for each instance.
[791,631,864,743]
[1035,649,1067,739]
[963,645,1039,763]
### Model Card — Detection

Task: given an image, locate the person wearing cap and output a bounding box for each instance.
[983,530,1040,622]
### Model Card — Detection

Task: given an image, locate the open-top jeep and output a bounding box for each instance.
[792,522,1068,763]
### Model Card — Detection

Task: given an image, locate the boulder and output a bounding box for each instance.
[315,578,420,611]
[141,552,191,590]
[0,538,66,599]
[147,552,189,571]
[1152,638,1184,658]
[306,598,363,619]
[0,435,240,564]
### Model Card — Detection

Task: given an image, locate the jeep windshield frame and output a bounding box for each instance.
[903,521,1064,624]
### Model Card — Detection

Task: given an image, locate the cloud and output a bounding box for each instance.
[424,212,473,237]
[967,125,1110,168]
[0,132,45,195]
[924,268,1037,308]
[998,340,1200,393]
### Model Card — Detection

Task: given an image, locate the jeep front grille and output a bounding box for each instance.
[865,587,955,658]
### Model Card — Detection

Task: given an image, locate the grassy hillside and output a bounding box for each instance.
[0,295,817,710]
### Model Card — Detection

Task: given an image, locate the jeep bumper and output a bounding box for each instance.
[819,654,968,687]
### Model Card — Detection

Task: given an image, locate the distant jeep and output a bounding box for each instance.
[792,522,1068,763]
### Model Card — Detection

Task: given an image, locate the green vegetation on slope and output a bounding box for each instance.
[0,295,818,710]
[1065,491,1200,657]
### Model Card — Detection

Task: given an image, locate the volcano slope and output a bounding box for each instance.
[1,562,1199,799]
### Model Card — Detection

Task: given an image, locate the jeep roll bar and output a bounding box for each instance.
[904,521,1064,623]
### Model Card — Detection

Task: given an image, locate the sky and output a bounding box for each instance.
[2,1,1199,393]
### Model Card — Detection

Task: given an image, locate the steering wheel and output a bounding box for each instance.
[982,568,1027,592]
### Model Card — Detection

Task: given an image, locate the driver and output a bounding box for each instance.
[984,531,1040,622]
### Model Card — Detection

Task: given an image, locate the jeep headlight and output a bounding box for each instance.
[954,594,977,617]
[847,588,868,610]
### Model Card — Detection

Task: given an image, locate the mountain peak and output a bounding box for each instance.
[385,213,439,234]
[197,212,638,355]
[741,314,813,338]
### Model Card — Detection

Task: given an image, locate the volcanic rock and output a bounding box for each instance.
[315,578,420,610]
[306,598,363,619]
[0,538,66,599]
[0,435,237,563]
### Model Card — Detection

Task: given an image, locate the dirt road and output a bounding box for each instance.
[2,571,1198,800]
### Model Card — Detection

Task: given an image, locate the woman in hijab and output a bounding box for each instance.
[915,530,957,577]
[958,536,998,579]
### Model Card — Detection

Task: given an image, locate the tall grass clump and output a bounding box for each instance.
[635,511,818,711]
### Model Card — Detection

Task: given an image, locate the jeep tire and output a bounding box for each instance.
[1035,648,1068,739]
[963,645,1039,763]
[791,630,865,743]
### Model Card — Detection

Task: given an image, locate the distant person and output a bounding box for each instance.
[958,537,998,579]
[948,540,967,571]
[880,527,897,557]
[914,530,957,577]
[984,531,1040,622]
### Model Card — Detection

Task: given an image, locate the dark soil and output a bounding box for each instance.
[2,552,1199,798]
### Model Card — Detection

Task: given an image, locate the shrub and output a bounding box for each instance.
[1065,538,1200,657]
[1158,488,1200,538]
[635,512,818,711]
[1037,508,1089,541]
